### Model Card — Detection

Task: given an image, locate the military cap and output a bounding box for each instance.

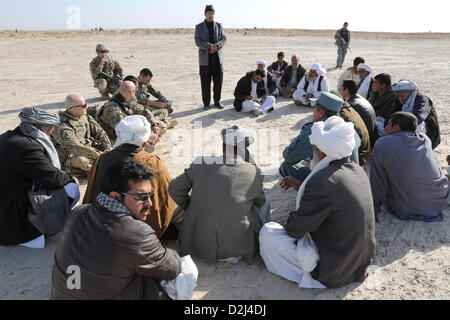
[96,44,108,52]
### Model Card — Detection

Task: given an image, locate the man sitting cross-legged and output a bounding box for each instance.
[370,112,449,222]
[260,116,376,289]
[169,126,270,264]
[52,158,198,300]
[233,68,275,116]
[83,115,179,239]
[279,92,360,183]
[293,62,329,107]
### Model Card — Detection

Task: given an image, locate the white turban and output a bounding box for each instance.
[256,60,267,67]
[310,62,326,76]
[392,80,418,92]
[357,63,373,73]
[114,115,152,148]
[309,116,355,160]
[291,53,300,61]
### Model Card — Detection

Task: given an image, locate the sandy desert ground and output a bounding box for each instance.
[0,29,449,300]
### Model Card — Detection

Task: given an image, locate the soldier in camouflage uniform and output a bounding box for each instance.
[136,68,178,130]
[97,81,162,144]
[52,94,112,176]
[90,44,123,98]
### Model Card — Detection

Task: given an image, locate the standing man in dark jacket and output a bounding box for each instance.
[51,159,183,300]
[0,107,77,245]
[340,80,378,148]
[195,5,227,110]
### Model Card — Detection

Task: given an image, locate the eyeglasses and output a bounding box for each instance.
[121,192,154,202]
[70,103,87,109]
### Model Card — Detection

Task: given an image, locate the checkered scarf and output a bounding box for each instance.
[96,192,131,215]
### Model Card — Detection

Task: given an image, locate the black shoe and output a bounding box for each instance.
[214,102,224,109]
[266,107,274,112]
[203,104,210,110]
[167,107,174,114]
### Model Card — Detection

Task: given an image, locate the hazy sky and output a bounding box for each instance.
[0,0,448,33]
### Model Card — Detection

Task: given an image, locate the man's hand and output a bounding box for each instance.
[255,98,262,104]
[246,96,254,100]
[287,88,296,94]
[148,132,159,144]
[155,101,168,109]
[100,57,107,66]
[72,176,80,187]
[209,44,218,54]
[279,176,301,191]
[152,126,161,136]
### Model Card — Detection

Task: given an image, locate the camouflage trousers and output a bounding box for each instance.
[64,155,94,175]
[147,107,173,129]
[94,79,116,96]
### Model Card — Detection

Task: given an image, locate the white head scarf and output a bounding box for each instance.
[310,62,326,76]
[296,116,355,210]
[392,80,419,113]
[114,115,152,148]
[356,63,374,98]
[357,63,373,73]
[256,60,267,68]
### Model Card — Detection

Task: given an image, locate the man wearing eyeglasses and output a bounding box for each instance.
[90,44,123,98]
[51,158,183,300]
[52,94,112,176]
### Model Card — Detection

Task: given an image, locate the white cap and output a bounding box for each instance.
[310,62,326,76]
[114,115,152,148]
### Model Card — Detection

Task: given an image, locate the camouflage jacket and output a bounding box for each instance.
[53,111,112,159]
[135,82,167,106]
[97,93,159,141]
[90,56,123,81]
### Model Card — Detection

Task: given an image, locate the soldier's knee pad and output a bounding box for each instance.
[95,79,108,93]
[70,156,93,172]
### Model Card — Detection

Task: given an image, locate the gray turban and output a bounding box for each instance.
[19,107,60,126]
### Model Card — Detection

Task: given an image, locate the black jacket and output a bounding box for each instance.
[279,64,306,88]
[0,127,73,245]
[347,94,378,148]
[233,71,267,111]
[286,158,376,288]
[267,60,288,74]
[51,203,181,300]
[265,71,277,94]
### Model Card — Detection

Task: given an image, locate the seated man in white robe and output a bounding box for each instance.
[293,63,328,107]
[233,68,276,116]
[260,116,376,289]
[356,63,374,100]
[256,60,279,96]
